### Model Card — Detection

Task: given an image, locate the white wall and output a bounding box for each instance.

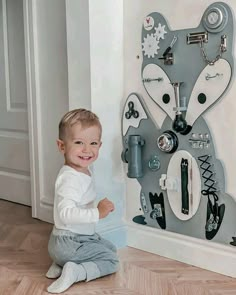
[65,0,126,247]
[65,0,91,110]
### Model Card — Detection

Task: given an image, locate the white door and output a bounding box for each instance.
[23,0,69,222]
[0,0,31,206]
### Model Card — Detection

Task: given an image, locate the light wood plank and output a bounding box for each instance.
[0,199,236,294]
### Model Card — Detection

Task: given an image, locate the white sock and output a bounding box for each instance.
[46,262,62,279]
[47,262,86,294]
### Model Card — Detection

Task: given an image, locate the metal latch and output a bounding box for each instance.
[187,31,208,44]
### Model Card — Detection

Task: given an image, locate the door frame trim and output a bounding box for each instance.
[23,0,40,217]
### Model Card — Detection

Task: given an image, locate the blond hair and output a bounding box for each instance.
[58,108,102,140]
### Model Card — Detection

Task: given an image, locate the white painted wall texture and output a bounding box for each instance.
[89,0,126,247]
[65,0,91,110]
[66,0,126,247]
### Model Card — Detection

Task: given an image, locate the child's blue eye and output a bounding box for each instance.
[75,141,83,145]
[91,142,98,145]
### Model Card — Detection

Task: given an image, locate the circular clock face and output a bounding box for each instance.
[207,11,220,25]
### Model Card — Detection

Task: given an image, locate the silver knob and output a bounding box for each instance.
[157,131,178,153]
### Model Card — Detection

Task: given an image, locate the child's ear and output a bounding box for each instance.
[99,141,102,148]
[57,139,65,154]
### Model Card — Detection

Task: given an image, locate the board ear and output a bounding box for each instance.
[142,63,175,120]
[122,93,148,137]
[185,58,231,127]
[201,3,229,34]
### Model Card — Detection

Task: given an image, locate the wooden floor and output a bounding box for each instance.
[0,200,236,295]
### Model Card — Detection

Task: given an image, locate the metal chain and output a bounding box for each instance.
[199,40,224,66]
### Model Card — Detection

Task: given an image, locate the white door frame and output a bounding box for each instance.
[23,0,39,218]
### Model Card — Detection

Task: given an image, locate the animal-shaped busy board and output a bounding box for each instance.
[121,2,236,246]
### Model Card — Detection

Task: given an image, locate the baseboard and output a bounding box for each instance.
[127,222,236,278]
[97,222,127,249]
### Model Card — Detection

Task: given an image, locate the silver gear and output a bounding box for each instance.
[142,33,160,58]
[154,23,167,40]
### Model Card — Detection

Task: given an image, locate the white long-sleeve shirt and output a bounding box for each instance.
[53,165,99,235]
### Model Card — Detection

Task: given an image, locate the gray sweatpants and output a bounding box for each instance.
[48,227,119,281]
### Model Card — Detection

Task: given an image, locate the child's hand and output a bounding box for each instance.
[97,198,115,219]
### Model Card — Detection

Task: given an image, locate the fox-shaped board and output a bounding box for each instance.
[121,2,236,246]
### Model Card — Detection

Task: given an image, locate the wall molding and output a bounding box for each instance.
[127,221,236,278]
[97,222,127,249]
[23,0,41,218]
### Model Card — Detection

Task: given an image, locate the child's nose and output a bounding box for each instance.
[82,144,90,153]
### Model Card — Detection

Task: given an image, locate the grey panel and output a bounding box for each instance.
[122,92,236,247]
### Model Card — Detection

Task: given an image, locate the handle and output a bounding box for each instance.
[127,135,145,178]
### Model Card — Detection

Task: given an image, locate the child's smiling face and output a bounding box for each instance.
[57,123,102,173]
